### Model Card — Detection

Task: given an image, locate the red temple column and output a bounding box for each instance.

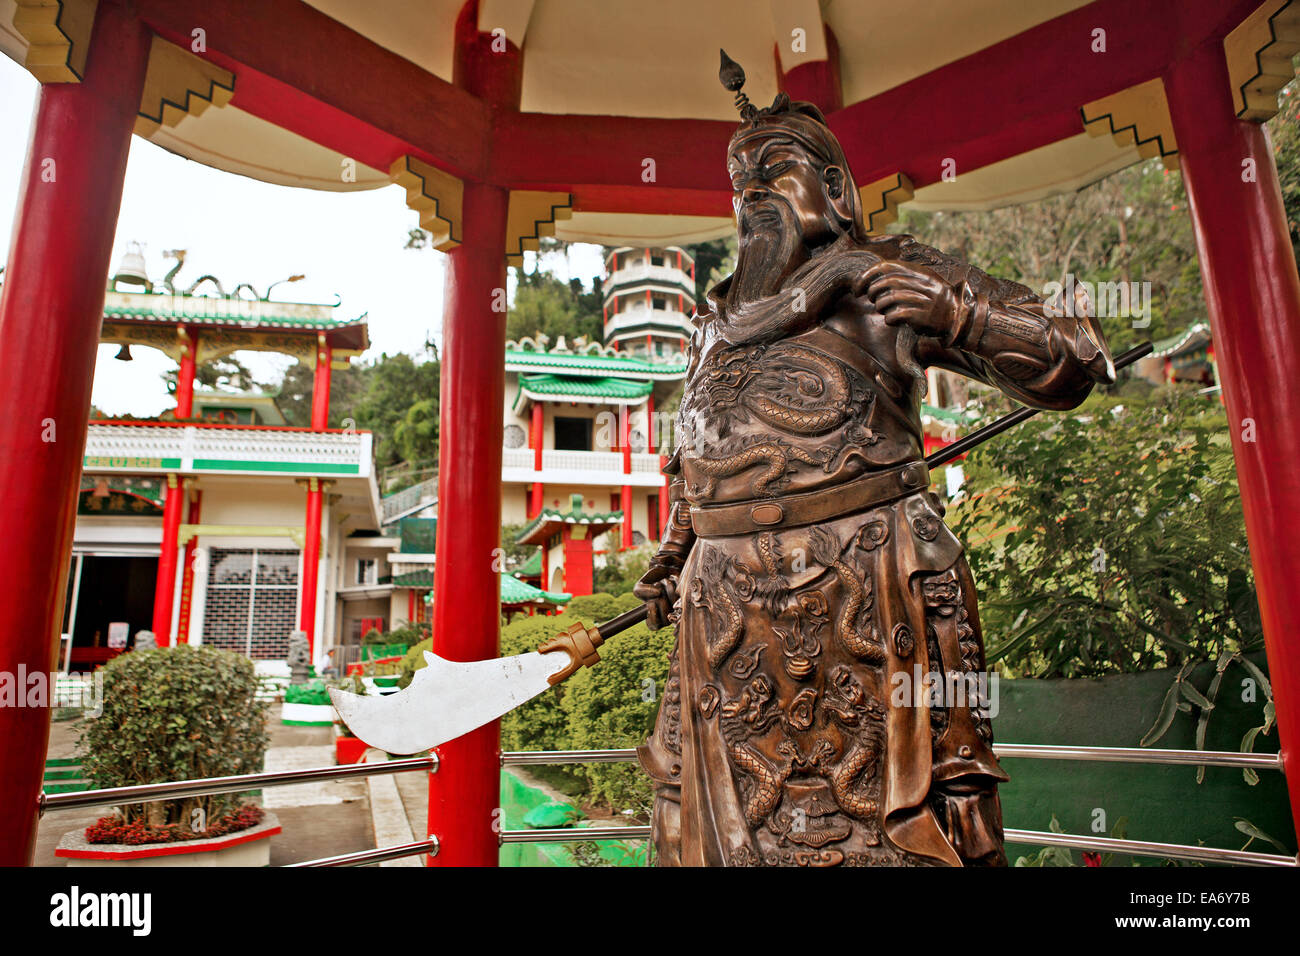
[152,475,184,640]
[175,327,198,419]
[620,404,633,549]
[1165,45,1300,827]
[176,488,203,643]
[299,477,326,653]
[312,335,332,431]
[529,400,544,517]
[0,4,149,863]
[428,179,510,868]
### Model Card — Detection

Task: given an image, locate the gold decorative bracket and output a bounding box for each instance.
[506,191,574,267]
[1080,78,1179,170]
[134,35,235,138]
[859,173,914,236]
[1225,0,1300,121]
[13,0,97,83]
[391,156,464,252]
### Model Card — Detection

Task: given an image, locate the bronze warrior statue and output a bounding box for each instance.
[632,53,1114,867]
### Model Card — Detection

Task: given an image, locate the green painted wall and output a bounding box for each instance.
[994,655,1293,863]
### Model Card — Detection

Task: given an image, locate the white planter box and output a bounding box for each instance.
[280,702,336,725]
[57,814,280,867]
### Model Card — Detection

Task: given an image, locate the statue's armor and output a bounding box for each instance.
[638,235,1111,866]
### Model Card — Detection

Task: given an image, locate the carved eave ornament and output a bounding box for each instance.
[391,156,464,253]
[1080,78,1180,171]
[1225,0,1300,121]
[506,191,574,268]
[859,173,915,236]
[12,0,97,82]
[134,35,235,138]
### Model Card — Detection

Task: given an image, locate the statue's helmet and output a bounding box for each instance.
[720,50,868,241]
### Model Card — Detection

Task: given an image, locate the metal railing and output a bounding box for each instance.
[39,743,1294,867]
[39,755,437,814]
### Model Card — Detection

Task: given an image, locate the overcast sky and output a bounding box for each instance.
[0,55,604,416]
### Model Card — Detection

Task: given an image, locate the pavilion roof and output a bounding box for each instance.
[515,496,622,546]
[3,1,1257,249]
[514,373,653,409]
[514,549,543,578]
[505,347,686,380]
[409,571,571,609]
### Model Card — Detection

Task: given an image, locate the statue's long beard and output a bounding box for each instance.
[730,201,804,306]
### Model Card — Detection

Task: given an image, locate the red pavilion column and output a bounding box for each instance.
[1165,45,1300,827]
[428,180,510,868]
[312,335,332,431]
[176,488,202,643]
[620,404,633,550]
[529,400,544,517]
[299,477,326,654]
[152,474,185,640]
[175,327,198,418]
[0,3,150,863]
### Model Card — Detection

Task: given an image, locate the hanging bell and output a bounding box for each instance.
[114,344,133,361]
[111,242,151,291]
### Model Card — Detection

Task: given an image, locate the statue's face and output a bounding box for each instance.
[728,134,837,249]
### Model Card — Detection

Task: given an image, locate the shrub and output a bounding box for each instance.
[78,645,269,830]
[400,591,675,813]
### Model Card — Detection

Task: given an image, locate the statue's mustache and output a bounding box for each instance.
[739,197,792,235]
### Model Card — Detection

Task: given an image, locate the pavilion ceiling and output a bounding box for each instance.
[0,0,1287,246]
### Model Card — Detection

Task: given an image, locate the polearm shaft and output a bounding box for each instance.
[598,341,1153,640]
[926,341,1153,468]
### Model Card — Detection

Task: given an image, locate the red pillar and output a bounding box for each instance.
[176,488,202,643]
[407,588,417,625]
[0,4,149,863]
[300,477,325,653]
[1165,45,1300,828]
[312,336,332,431]
[529,400,544,517]
[429,180,510,867]
[152,475,184,640]
[175,327,198,419]
[620,404,633,550]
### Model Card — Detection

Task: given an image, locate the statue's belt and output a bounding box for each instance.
[689,461,930,538]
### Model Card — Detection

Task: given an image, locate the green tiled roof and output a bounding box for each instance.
[103,304,365,330]
[515,550,543,577]
[500,573,571,606]
[415,572,570,606]
[519,374,653,400]
[506,349,685,378]
[392,569,434,587]
[515,496,622,545]
[920,403,979,424]
[1151,322,1211,358]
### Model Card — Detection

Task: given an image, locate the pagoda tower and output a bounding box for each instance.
[601,247,696,358]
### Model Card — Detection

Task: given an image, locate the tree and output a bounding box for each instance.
[162,354,262,396]
[950,388,1261,681]
[276,360,371,429]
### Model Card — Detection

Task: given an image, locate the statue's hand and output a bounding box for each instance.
[633,561,681,631]
[859,260,958,338]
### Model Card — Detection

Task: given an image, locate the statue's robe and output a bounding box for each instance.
[638,234,1111,866]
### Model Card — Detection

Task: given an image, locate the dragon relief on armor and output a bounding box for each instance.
[823,664,886,829]
[809,525,887,664]
[678,341,883,502]
[688,341,874,437]
[690,546,747,670]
